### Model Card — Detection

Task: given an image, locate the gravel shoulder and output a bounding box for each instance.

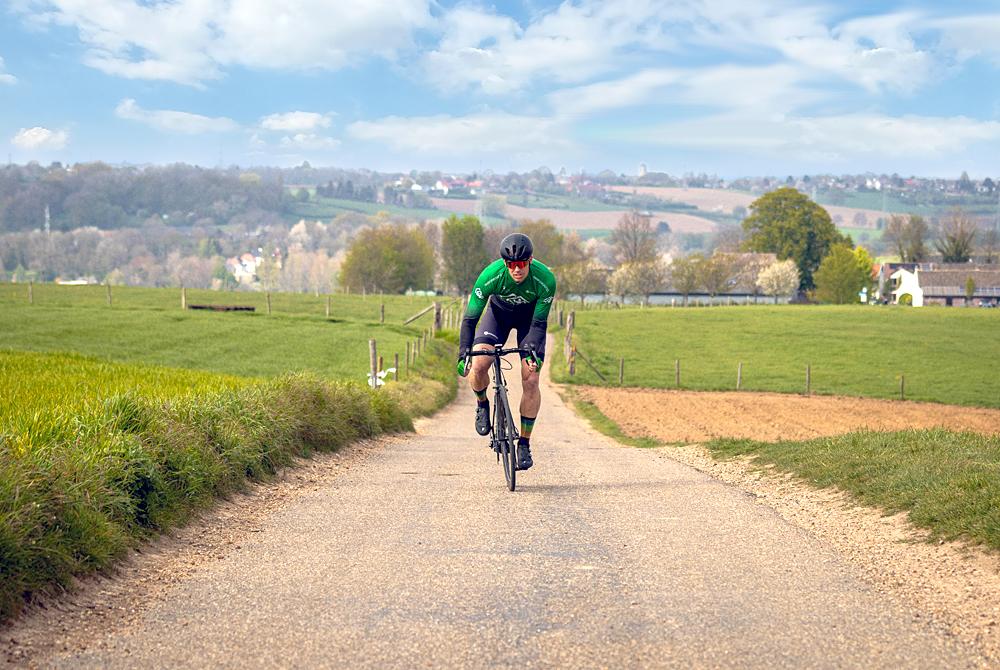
[569,385,1000,663]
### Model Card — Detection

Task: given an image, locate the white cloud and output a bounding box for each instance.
[115,99,240,134]
[629,113,1000,159]
[11,126,68,150]
[260,111,333,133]
[931,15,1000,66]
[23,0,432,85]
[279,133,340,151]
[423,1,684,95]
[347,112,571,153]
[549,63,824,117]
[0,57,16,84]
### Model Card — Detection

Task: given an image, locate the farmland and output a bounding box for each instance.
[0,283,456,619]
[552,304,1000,408]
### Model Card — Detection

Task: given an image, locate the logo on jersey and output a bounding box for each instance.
[498,293,531,305]
[475,288,484,299]
[542,296,553,304]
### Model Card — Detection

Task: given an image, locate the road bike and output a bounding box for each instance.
[469,347,534,492]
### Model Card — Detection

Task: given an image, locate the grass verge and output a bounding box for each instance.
[0,339,455,622]
[707,430,1000,551]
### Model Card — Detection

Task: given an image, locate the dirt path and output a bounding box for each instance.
[577,387,1000,443]
[4,365,989,667]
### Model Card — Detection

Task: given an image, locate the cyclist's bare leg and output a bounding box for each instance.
[469,343,494,393]
[519,358,541,418]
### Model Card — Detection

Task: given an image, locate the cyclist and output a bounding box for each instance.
[456,233,557,471]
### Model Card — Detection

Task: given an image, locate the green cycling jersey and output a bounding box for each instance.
[465,258,557,322]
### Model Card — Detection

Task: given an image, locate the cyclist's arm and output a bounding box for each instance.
[520,271,557,361]
[458,265,496,354]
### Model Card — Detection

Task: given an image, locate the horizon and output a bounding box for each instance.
[3,2,1000,178]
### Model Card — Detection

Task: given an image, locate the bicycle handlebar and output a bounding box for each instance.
[469,347,536,358]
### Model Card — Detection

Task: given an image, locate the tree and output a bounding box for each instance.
[441,214,488,293]
[607,258,667,306]
[699,254,736,297]
[610,210,657,264]
[935,210,977,263]
[670,254,703,305]
[965,276,976,303]
[980,225,999,264]
[742,187,849,290]
[518,219,565,266]
[813,245,868,304]
[559,258,606,303]
[481,195,506,218]
[853,246,876,296]
[339,225,435,293]
[884,214,929,262]
[756,260,799,303]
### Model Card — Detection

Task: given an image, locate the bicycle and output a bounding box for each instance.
[468,347,535,492]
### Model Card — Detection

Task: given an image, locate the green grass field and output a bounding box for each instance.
[0,283,457,619]
[552,304,1000,408]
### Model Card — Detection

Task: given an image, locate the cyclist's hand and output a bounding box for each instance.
[456,353,471,377]
[526,352,543,373]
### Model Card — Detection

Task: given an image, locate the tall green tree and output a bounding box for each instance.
[813,245,868,304]
[742,187,849,290]
[441,214,488,293]
[340,225,435,293]
[518,219,564,265]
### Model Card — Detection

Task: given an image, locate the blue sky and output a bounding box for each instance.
[2,0,1000,178]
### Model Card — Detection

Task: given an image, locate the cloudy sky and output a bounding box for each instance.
[2,0,1000,177]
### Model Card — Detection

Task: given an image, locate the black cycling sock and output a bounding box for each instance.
[473,385,488,407]
[518,436,530,447]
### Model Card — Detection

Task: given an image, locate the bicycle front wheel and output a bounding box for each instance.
[494,390,516,492]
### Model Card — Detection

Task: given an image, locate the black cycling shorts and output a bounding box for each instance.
[473,300,545,360]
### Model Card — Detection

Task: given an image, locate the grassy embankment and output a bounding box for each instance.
[551,304,1000,551]
[0,283,458,619]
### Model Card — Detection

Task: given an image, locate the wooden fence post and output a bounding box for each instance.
[394,353,399,382]
[378,355,383,374]
[569,345,576,376]
[737,362,743,391]
[380,303,385,324]
[266,291,271,315]
[326,295,331,318]
[806,364,811,396]
[675,359,681,388]
[619,357,624,386]
[28,280,33,305]
[405,341,411,375]
[433,302,442,334]
[369,339,378,390]
[181,286,187,310]
[106,282,112,307]
[900,374,905,400]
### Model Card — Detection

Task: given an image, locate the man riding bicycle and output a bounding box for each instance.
[457,233,557,471]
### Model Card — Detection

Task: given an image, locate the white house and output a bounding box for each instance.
[890,268,924,306]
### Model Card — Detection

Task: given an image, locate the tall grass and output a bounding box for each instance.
[0,347,454,620]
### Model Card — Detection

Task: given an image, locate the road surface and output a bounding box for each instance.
[33,363,982,668]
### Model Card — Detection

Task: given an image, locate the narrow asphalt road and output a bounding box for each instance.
[41,358,982,668]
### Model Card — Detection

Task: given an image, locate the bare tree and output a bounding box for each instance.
[979,225,999,264]
[608,258,668,306]
[935,209,977,263]
[884,213,929,262]
[610,210,657,264]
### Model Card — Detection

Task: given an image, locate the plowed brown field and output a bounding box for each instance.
[609,186,894,229]
[576,387,1000,443]
[429,198,718,233]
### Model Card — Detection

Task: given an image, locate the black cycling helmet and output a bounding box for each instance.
[500,233,533,261]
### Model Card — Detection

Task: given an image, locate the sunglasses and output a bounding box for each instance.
[505,259,531,270]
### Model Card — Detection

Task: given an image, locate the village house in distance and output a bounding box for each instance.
[878,263,1000,307]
